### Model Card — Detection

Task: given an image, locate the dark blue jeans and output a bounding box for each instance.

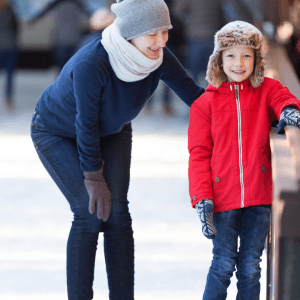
[203,205,271,300]
[31,109,134,300]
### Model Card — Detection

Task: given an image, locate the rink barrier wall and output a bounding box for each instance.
[268,125,300,300]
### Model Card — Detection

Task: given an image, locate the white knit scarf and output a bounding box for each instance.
[101,22,163,82]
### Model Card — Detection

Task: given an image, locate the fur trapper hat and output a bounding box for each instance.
[206,21,265,88]
[111,0,172,40]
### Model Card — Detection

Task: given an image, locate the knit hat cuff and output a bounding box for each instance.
[126,25,173,40]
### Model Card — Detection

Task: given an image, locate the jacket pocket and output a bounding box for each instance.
[250,147,272,201]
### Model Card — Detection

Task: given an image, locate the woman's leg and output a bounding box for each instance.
[236,205,271,300]
[31,111,134,300]
[202,209,242,300]
[100,123,134,300]
[31,111,102,300]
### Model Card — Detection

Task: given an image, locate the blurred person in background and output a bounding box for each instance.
[221,0,255,24]
[174,0,226,87]
[0,0,19,108]
[76,7,115,51]
[53,0,89,71]
[285,0,300,80]
[30,0,204,299]
[144,0,186,116]
[29,0,90,72]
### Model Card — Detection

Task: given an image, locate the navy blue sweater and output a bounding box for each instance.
[37,38,204,171]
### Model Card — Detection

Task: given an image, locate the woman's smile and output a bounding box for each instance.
[130,29,169,60]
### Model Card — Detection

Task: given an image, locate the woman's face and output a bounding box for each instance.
[130,28,169,60]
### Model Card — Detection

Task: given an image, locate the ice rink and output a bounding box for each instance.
[0,70,267,299]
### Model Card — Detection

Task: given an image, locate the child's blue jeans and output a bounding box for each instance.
[31,108,134,300]
[203,205,271,300]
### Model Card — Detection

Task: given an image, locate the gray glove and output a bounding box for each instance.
[84,167,111,221]
[195,199,217,239]
[277,107,300,134]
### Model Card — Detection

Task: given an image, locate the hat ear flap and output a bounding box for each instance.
[249,49,265,88]
[205,52,227,88]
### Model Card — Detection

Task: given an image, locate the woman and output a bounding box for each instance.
[31,0,204,299]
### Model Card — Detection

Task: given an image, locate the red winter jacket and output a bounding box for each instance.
[188,77,300,213]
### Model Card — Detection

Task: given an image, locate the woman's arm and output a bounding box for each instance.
[160,47,205,107]
[72,61,104,172]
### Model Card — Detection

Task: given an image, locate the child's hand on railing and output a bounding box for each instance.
[277,107,300,134]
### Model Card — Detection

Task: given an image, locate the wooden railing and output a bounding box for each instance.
[268,125,300,300]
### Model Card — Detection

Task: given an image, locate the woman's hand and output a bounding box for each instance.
[84,168,111,221]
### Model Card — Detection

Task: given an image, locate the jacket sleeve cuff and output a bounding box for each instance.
[191,195,213,208]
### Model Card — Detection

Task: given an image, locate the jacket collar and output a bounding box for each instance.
[206,79,252,94]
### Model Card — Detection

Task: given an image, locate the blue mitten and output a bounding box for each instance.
[195,199,217,239]
[277,107,300,134]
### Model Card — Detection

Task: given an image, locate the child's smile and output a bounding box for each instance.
[222,46,255,83]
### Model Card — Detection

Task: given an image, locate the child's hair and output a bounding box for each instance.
[205,21,265,88]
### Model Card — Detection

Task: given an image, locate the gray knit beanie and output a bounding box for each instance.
[111,0,172,40]
[206,21,265,88]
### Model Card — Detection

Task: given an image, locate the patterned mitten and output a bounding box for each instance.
[195,199,217,239]
[277,107,300,134]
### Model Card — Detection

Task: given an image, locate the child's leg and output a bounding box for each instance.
[236,205,271,300]
[203,209,242,300]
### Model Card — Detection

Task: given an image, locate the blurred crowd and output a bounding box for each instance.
[1,0,300,112]
[285,0,300,79]
[0,0,18,107]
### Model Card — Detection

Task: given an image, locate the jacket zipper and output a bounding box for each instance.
[234,84,244,208]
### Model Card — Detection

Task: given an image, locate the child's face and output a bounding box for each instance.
[222,46,255,83]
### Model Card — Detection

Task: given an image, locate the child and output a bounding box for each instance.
[188,21,300,300]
